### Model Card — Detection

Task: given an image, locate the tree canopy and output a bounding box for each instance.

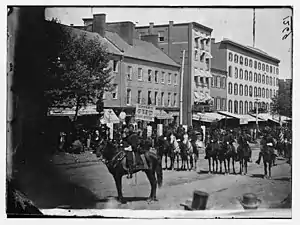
[43,19,113,121]
[271,92,292,118]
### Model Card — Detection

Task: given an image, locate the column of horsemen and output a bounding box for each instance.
[89,123,292,176]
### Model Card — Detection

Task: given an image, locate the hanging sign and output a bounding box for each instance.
[135,104,155,122]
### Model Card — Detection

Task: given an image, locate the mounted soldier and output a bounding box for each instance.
[223,129,236,153]
[256,130,275,165]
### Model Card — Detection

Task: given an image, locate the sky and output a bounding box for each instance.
[45,7,293,79]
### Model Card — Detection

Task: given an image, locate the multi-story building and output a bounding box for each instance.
[211,38,280,115]
[136,21,213,126]
[210,67,227,111]
[75,14,181,124]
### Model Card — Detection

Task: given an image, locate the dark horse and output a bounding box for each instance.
[156,135,173,170]
[262,145,274,179]
[97,140,163,203]
[237,140,251,175]
[205,140,220,174]
[219,141,236,174]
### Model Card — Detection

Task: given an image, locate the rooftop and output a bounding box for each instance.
[220,38,280,63]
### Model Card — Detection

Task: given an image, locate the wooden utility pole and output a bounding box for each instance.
[179,50,185,125]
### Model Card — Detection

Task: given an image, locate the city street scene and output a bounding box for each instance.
[7,6,292,218]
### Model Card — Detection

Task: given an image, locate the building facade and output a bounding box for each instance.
[136,22,213,126]
[210,67,227,111]
[76,14,181,124]
[211,38,280,115]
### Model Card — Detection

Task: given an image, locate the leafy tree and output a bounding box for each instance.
[43,19,113,121]
[271,92,292,118]
[249,107,268,114]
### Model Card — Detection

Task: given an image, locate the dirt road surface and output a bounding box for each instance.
[17,141,291,212]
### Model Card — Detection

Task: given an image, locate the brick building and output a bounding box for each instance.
[136,21,213,126]
[211,38,280,115]
[75,14,181,124]
[210,67,227,111]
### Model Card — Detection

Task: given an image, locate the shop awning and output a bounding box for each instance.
[197,112,226,123]
[194,68,206,77]
[204,51,213,59]
[168,111,180,117]
[48,105,99,116]
[154,110,173,120]
[100,109,120,124]
[194,91,206,103]
[192,113,200,120]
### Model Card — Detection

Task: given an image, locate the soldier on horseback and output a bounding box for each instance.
[256,129,275,165]
[223,129,236,153]
[123,124,140,178]
[238,129,252,162]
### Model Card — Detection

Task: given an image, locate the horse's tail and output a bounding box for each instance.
[156,157,163,188]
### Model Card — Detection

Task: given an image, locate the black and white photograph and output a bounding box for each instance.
[6,4,294,219]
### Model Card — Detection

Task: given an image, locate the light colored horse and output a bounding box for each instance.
[170,133,181,170]
[182,133,193,170]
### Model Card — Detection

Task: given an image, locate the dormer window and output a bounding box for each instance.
[158,31,165,42]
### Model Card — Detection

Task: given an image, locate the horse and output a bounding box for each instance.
[155,135,173,170]
[237,139,251,175]
[205,140,220,174]
[218,141,236,175]
[261,144,274,179]
[169,133,181,170]
[96,139,163,204]
[181,136,194,171]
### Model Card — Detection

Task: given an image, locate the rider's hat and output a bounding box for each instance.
[180,190,209,210]
[237,193,261,210]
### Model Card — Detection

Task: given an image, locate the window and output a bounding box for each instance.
[270,76,272,85]
[222,77,226,88]
[168,73,172,84]
[262,64,265,71]
[254,73,257,82]
[167,93,171,107]
[137,90,142,104]
[113,60,118,72]
[258,102,261,109]
[217,76,221,88]
[174,93,177,106]
[245,70,248,80]
[240,56,243,65]
[266,75,269,84]
[127,66,132,80]
[194,50,198,61]
[234,54,238,63]
[205,58,210,70]
[126,89,131,105]
[112,85,118,99]
[266,89,269,98]
[206,78,210,88]
[228,100,233,113]
[245,58,248,66]
[276,68,279,75]
[266,103,269,111]
[138,68,143,81]
[161,71,165,83]
[154,91,158,106]
[254,87,257,97]
[249,71,253,81]
[262,88,265,98]
[211,75,214,87]
[217,98,221,110]
[273,89,276,98]
[228,82,233,94]
[274,66,276,74]
[228,66,232,77]
[222,98,227,111]
[258,73,261,83]
[258,87,261,97]
[235,67,238,78]
[254,61,257,69]
[266,65,269,72]
[148,91,152,105]
[161,92,165,106]
[249,86,253,97]
[249,59,253,67]
[258,62,261,70]
[174,73,178,85]
[239,69,243,79]
[249,101,253,111]
[276,78,279,86]
[234,101,238,114]
[239,84,243,96]
[194,38,199,49]
[245,101,248,114]
[234,83,238,95]
[270,66,272,73]
[273,77,275,86]
[158,31,165,42]
[245,85,248,96]
[148,69,152,82]
[262,74,265,84]
[229,52,233,61]
[239,101,243,114]
[154,71,159,83]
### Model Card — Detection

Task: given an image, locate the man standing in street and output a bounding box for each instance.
[124,124,139,178]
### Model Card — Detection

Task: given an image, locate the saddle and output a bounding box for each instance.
[123,150,150,172]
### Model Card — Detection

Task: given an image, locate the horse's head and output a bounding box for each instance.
[96,139,118,162]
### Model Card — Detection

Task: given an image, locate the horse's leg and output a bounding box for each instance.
[189,154,193,171]
[208,157,211,174]
[244,159,248,175]
[239,159,242,175]
[227,158,230,174]
[263,160,267,178]
[219,159,223,174]
[177,154,180,171]
[164,153,168,170]
[145,170,158,201]
[269,160,272,179]
[232,156,236,174]
[194,154,198,171]
[113,174,125,204]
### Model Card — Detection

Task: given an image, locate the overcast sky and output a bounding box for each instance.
[46,7,292,79]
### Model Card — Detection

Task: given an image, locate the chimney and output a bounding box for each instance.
[149,22,154,34]
[82,18,93,27]
[106,21,135,45]
[141,34,159,47]
[211,38,216,44]
[92,14,106,37]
